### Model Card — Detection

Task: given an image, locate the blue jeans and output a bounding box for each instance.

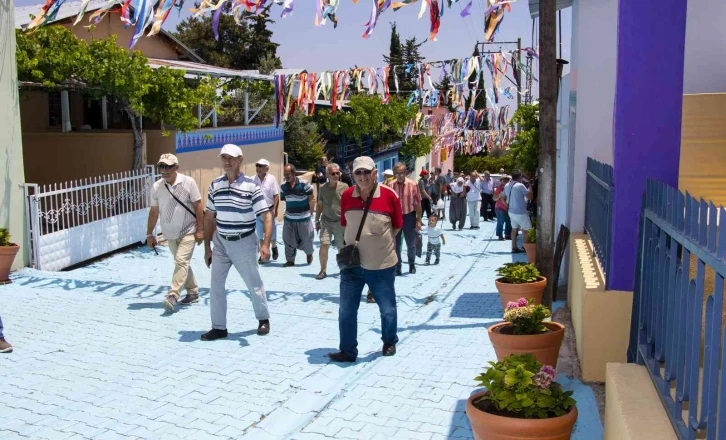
[0,314,4,339]
[496,208,512,238]
[339,265,398,358]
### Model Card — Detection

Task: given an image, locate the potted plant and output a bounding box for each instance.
[466,354,578,440]
[523,228,536,263]
[488,298,565,367]
[0,229,20,284]
[494,262,547,308]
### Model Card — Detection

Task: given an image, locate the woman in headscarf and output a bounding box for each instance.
[448,177,468,230]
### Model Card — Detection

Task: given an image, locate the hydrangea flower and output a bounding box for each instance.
[517,298,529,307]
[533,365,556,389]
[506,301,520,310]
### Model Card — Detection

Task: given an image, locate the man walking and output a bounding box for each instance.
[147,153,204,311]
[314,163,348,280]
[253,158,280,263]
[388,162,423,275]
[479,171,495,221]
[504,169,534,253]
[281,164,315,267]
[431,168,447,220]
[466,172,482,229]
[418,170,433,219]
[313,156,329,195]
[0,314,12,353]
[202,144,273,340]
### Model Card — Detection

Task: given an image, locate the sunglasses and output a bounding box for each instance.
[158,164,175,170]
[255,164,268,168]
[328,171,341,176]
[354,169,373,176]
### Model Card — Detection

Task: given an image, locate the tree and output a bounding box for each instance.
[284,109,327,171]
[400,135,433,158]
[508,103,539,175]
[466,44,488,121]
[401,37,426,95]
[382,22,404,96]
[15,26,216,169]
[433,75,456,112]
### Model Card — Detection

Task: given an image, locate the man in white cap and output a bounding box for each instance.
[383,169,394,185]
[146,153,204,311]
[253,158,280,263]
[202,144,273,340]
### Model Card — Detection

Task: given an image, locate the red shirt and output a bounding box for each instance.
[494,184,508,211]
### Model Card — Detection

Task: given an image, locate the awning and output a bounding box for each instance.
[147,58,274,82]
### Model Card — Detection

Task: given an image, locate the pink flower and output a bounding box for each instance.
[506,301,520,310]
[533,365,556,389]
[517,298,529,307]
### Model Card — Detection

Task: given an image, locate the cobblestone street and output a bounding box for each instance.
[0,219,602,440]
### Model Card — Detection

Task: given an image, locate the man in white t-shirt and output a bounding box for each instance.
[254,158,280,263]
[147,154,204,311]
[503,169,534,253]
[465,173,482,229]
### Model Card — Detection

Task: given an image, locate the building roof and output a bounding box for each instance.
[528,0,573,18]
[14,0,205,63]
[148,58,273,81]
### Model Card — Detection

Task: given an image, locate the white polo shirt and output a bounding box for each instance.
[151,174,202,240]
[253,173,280,212]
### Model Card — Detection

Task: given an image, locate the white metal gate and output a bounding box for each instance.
[24,166,156,271]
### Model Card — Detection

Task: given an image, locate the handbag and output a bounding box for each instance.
[165,183,196,218]
[337,184,377,271]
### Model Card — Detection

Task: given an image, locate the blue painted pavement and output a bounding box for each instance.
[0,210,603,440]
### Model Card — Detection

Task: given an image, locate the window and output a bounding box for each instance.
[48,92,62,127]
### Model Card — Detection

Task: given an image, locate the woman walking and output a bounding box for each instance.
[493,175,512,240]
[448,177,467,230]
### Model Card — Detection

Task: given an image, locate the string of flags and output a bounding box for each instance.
[272,49,537,125]
[24,0,517,48]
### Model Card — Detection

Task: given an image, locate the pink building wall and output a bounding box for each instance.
[425,106,455,173]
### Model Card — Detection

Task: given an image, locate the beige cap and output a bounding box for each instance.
[157,154,178,166]
[383,169,393,176]
[219,144,243,157]
[352,156,375,172]
[256,158,270,166]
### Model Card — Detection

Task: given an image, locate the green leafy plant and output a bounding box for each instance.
[496,262,541,284]
[474,354,576,419]
[0,229,12,246]
[400,135,433,158]
[503,298,551,335]
[526,228,537,243]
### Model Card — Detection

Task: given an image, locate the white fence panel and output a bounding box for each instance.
[25,166,157,271]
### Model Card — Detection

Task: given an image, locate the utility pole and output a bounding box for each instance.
[537,0,557,308]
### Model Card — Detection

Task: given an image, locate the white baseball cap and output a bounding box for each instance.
[383,169,393,176]
[352,156,375,172]
[157,154,178,166]
[256,158,270,167]
[219,144,243,157]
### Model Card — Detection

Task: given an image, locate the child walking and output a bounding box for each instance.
[425,214,446,265]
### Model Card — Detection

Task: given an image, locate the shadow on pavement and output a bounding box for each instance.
[450,292,503,319]
[447,398,473,439]
[177,329,255,346]
[305,348,381,366]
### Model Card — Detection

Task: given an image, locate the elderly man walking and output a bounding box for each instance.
[388,162,423,275]
[146,153,204,311]
[202,144,273,340]
[479,171,496,221]
[328,156,403,362]
[466,172,482,229]
[253,158,280,263]
[504,169,534,253]
[314,163,348,280]
[281,164,315,267]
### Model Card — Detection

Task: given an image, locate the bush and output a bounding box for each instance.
[0,229,10,246]
[503,298,551,335]
[474,354,576,419]
[496,262,541,284]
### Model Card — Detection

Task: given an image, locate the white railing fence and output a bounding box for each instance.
[24,166,157,271]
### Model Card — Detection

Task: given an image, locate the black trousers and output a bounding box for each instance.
[395,212,417,268]
[421,198,432,218]
[480,193,495,220]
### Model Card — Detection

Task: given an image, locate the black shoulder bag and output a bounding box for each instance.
[165,183,196,218]
[336,184,376,271]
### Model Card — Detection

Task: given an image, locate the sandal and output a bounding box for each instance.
[366,291,376,303]
[315,271,327,280]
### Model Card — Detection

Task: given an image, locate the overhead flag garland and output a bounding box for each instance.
[24,0,516,48]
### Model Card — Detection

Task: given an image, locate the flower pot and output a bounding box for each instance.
[523,242,536,263]
[466,390,578,440]
[0,244,20,284]
[488,321,565,367]
[494,276,547,309]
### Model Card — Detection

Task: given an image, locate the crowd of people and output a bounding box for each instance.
[0,148,535,360]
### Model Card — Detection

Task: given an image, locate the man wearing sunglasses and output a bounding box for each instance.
[253,158,280,263]
[314,163,348,280]
[147,154,204,311]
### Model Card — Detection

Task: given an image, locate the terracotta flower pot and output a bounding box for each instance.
[488,321,566,367]
[0,244,20,284]
[523,242,536,263]
[494,276,547,309]
[466,390,578,440]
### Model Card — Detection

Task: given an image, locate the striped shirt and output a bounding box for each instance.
[387,178,421,215]
[206,174,270,236]
[280,178,313,222]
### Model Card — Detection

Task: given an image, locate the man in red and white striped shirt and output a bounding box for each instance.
[387,162,423,275]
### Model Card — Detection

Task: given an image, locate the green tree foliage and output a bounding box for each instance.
[284,109,327,171]
[508,103,539,175]
[401,37,426,94]
[382,22,404,95]
[454,152,515,175]
[400,135,433,158]
[15,26,216,169]
[433,75,456,112]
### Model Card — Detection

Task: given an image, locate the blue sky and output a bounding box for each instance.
[15,0,572,100]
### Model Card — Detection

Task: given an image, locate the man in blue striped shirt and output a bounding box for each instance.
[280,164,316,267]
[201,144,273,341]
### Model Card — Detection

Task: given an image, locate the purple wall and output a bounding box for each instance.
[609,0,688,291]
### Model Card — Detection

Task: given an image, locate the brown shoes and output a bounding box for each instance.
[180,293,199,305]
[382,344,396,356]
[306,254,314,264]
[315,271,327,280]
[0,338,13,353]
[283,261,295,267]
[257,320,270,336]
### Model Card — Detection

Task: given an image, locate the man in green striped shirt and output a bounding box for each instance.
[280,164,315,267]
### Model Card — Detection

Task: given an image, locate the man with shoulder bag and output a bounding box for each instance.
[328,157,403,363]
[146,154,204,312]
